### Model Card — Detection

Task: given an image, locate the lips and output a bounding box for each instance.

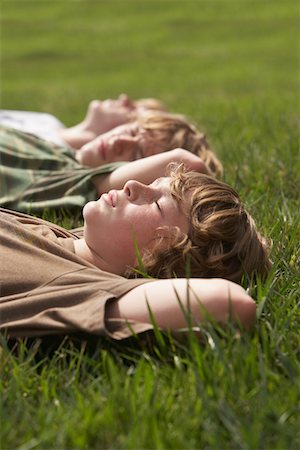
[98,140,106,161]
[109,190,117,207]
[101,190,117,207]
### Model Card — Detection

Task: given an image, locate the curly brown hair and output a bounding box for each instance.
[128,166,272,283]
[135,111,223,177]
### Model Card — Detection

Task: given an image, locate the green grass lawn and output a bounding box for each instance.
[1,1,299,449]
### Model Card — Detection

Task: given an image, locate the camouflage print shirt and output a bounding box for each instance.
[0,125,124,214]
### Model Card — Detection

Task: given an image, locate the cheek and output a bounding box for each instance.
[116,109,129,119]
[128,210,160,246]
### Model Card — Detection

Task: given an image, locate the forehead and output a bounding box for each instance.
[152,177,190,233]
[154,177,188,208]
[151,177,170,190]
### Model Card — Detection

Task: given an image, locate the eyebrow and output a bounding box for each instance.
[154,178,184,215]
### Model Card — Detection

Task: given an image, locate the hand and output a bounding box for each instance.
[94,148,211,194]
[167,148,211,175]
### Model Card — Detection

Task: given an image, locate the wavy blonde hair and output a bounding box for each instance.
[134,111,223,177]
[128,166,272,283]
[134,97,167,112]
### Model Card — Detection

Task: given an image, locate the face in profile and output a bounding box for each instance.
[81,94,166,143]
[76,122,167,167]
[82,94,135,136]
[101,94,136,112]
[82,177,189,274]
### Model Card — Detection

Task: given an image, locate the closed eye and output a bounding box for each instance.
[155,201,162,212]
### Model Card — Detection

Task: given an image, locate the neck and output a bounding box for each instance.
[74,238,122,275]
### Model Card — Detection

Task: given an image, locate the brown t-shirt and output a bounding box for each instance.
[0,208,153,339]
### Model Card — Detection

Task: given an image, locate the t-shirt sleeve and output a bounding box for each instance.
[0,209,154,340]
[1,268,154,340]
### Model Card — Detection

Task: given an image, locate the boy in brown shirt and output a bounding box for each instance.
[0,167,271,339]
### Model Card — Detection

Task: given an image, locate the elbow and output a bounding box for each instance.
[212,279,257,330]
[232,295,257,330]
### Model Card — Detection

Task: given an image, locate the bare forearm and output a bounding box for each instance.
[106,278,256,331]
[59,128,96,149]
[94,149,210,194]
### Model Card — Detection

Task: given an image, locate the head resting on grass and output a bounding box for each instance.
[135,111,223,177]
[127,164,272,283]
[133,97,167,112]
[79,110,223,177]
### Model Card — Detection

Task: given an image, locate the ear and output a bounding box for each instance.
[153,226,184,250]
[154,226,173,240]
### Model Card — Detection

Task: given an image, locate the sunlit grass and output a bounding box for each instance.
[1,1,299,449]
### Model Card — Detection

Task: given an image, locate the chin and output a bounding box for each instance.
[82,200,97,219]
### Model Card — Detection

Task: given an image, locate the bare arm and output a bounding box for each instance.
[93,148,210,194]
[106,278,256,331]
[59,128,96,150]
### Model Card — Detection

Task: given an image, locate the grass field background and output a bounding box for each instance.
[1,1,299,449]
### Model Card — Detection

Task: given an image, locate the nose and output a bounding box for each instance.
[123,180,156,203]
[118,94,135,109]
